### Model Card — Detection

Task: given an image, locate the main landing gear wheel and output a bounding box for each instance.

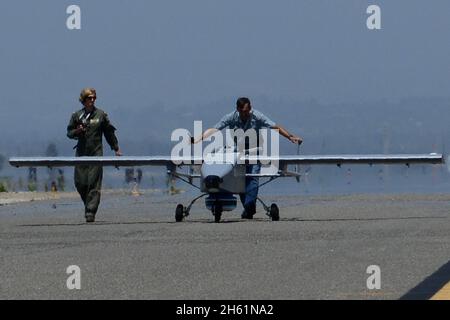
[175,204,184,222]
[213,204,223,223]
[270,204,279,221]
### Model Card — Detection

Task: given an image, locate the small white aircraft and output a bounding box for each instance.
[9,150,443,222]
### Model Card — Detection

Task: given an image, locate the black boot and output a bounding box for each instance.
[241,203,256,219]
[85,212,95,223]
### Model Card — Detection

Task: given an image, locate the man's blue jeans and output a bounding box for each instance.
[239,164,260,214]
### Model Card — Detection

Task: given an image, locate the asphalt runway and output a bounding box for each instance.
[0,190,449,300]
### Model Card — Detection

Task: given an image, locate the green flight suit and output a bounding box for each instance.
[67,106,119,216]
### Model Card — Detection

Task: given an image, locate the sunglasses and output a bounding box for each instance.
[86,96,96,101]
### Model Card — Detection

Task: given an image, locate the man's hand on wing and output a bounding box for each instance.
[289,135,303,145]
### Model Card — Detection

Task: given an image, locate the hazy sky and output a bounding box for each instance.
[1,0,450,146]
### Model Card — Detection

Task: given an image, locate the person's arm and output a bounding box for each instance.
[67,113,85,139]
[192,112,232,144]
[272,124,303,145]
[102,113,122,156]
[258,111,303,145]
[192,128,219,144]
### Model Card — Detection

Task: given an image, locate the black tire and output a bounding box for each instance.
[270,203,279,221]
[213,204,222,223]
[175,204,184,222]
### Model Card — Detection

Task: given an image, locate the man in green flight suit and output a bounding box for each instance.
[67,88,122,222]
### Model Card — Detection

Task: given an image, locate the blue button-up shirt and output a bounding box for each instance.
[213,109,276,131]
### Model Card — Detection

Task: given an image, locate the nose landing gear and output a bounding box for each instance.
[174,194,279,222]
[212,203,223,223]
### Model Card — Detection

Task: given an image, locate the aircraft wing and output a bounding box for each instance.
[245,153,444,166]
[8,156,202,168]
[9,153,444,168]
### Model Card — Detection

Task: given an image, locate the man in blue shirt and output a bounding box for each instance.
[193,97,302,219]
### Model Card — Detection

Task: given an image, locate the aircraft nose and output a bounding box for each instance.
[204,175,222,190]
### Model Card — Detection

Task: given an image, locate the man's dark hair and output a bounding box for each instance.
[236,97,251,109]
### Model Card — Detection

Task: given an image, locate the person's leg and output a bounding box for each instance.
[85,166,103,221]
[74,166,88,211]
[240,165,251,215]
[242,164,260,218]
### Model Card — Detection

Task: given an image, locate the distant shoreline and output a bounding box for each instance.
[0,191,79,205]
[0,188,169,206]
